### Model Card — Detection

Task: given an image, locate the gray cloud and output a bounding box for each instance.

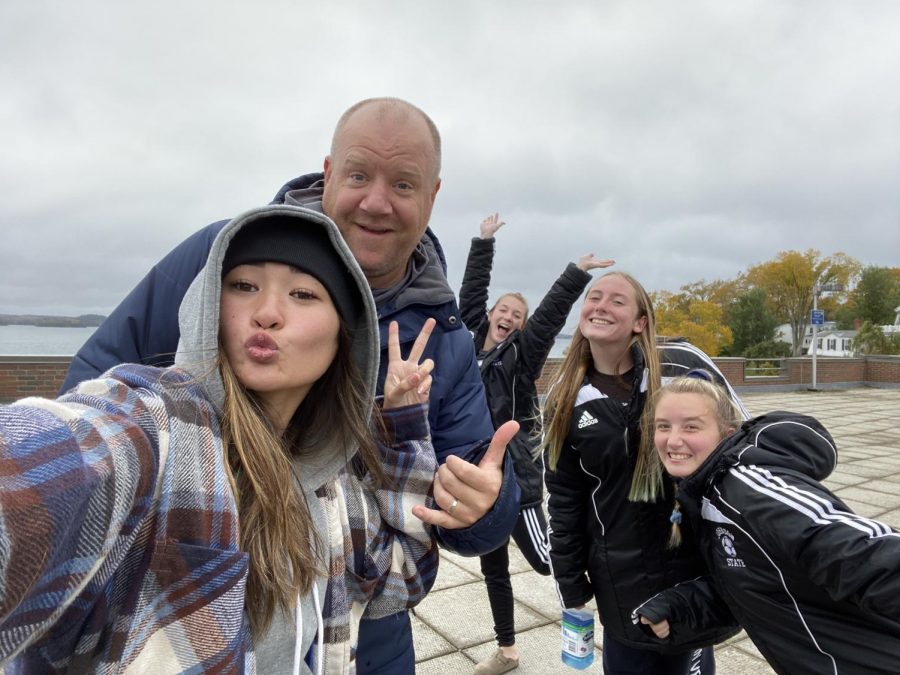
[1,0,898,332]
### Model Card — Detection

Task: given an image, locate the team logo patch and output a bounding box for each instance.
[577,410,598,429]
[715,527,746,568]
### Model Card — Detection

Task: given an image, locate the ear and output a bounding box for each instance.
[323,155,332,179]
[430,178,441,203]
[633,315,648,334]
[725,427,737,438]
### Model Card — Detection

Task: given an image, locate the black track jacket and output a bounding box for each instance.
[639,412,900,674]
[459,237,591,508]
[544,343,741,653]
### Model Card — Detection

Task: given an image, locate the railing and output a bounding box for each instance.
[744,358,786,378]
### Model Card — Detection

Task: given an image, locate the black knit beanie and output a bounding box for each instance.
[221,216,362,323]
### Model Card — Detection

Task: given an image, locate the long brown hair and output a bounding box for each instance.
[541,272,663,501]
[218,324,385,638]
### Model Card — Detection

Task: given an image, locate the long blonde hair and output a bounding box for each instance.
[541,272,663,501]
[654,373,742,547]
[218,325,385,638]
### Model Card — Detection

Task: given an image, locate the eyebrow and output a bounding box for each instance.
[655,415,707,424]
[343,154,425,180]
[588,291,627,300]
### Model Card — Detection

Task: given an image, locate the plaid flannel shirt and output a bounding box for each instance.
[0,364,437,673]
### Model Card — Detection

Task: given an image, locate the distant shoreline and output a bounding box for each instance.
[0,314,106,328]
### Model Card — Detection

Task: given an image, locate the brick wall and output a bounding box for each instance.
[2,354,899,403]
[0,357,71,402]
[865,356,900,385]
[533,355,899,397]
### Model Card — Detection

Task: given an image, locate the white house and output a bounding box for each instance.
[810,330,856,357]
[776,305,900,357]
[776,322,837,353]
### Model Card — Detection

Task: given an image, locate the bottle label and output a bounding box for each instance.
[561,621,594,658]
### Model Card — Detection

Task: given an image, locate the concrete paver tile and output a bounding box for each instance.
[465,622,602,674]
[713,645,775,674]
[832,463,891,479]
[411,611,456,662]
[832,486,900,509]
[506,542,534,575]
[432,557,480,592]
[414,582,549,649]
[823,471,870,487]
[439,549,484,578]
[852,479,900,495]
[509,570,568,621]
[877,509,900,529]
[834,496,890,518]
[414,650,478,675]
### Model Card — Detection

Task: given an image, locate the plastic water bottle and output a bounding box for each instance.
[561,607,595,669]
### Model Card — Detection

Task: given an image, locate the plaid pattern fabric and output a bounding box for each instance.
[0,365,437,674]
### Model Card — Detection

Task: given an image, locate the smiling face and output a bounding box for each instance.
[653,391,728,478]
[321,103,441,289]
[485,294,528,350]
[578,274,648,352]
[219,262,341,428]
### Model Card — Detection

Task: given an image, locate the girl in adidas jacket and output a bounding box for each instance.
[458,213,612,672]
[541,272,738,675]
[638,374,900,675]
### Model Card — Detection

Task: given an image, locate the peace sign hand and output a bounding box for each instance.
[383,318,436,410]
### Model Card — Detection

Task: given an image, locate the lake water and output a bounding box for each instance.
[0,325,97,356]
[0,324,573,359]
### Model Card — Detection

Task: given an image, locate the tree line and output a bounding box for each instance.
[652,250,900,357]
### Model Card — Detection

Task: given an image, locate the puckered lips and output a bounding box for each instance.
[245,332,278,362]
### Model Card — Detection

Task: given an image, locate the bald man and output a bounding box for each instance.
[62,98,519,674]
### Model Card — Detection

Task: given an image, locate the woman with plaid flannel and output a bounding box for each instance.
[0,205,516,674]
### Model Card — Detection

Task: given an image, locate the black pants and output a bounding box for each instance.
[601,632,715,675]
[479,505,551,647]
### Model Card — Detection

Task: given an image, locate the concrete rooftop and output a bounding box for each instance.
[411,387,900,674]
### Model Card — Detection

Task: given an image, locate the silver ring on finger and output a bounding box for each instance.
[447,497,459,515]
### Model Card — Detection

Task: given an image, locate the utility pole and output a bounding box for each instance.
[812,285,819,390]
[810,279,837,390]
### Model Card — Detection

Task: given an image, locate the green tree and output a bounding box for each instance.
[744,250,859,356]
[725,288,780,355]
[851,266,900,325]
[853,321,900,355]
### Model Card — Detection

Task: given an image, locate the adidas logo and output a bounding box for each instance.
[577,410,598,429]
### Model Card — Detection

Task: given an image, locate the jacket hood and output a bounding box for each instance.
[174,204,379,489]
[728,411,837,479]
[681,411,837,500]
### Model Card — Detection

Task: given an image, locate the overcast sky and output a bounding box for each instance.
[2,0,898,332]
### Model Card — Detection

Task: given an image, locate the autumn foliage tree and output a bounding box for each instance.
[744,250,859,356]
[653,290,732,356]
